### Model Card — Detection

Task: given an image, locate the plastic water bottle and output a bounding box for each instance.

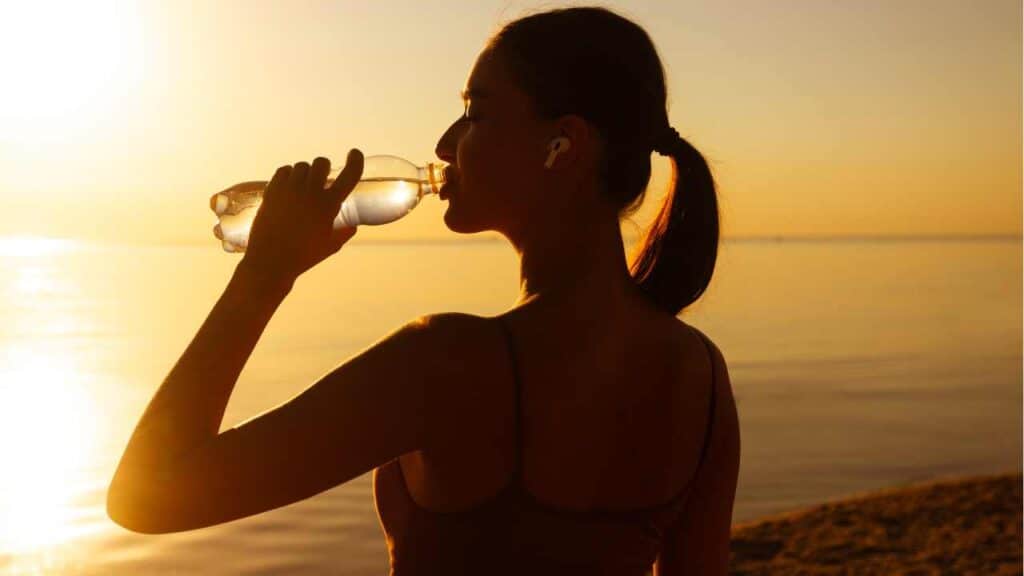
[209,155,447,253]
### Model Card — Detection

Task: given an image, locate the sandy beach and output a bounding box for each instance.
[728,471,1022,575]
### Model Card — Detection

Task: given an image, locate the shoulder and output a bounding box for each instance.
[401,312,501,360]
[674,320,734,424]
[408,311,494,332]
[346,312,500,415]
[385,312,489,352]
[398,312,511,439]
[675,320,728,372]
[676,319,739,460]
[412,312,510,384]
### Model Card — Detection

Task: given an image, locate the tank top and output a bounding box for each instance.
[373,316,717,575]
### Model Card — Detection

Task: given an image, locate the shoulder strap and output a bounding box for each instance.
[496,316,523,475]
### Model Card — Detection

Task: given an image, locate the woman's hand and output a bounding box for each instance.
[240,150,364,289]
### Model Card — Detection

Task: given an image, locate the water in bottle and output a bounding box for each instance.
[210,155,446,253]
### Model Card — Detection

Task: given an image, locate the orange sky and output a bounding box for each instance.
[0,0,1020,245]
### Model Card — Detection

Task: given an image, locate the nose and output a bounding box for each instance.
[435,118,462,164]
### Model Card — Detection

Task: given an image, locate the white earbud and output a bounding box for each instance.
[543,137,572,169]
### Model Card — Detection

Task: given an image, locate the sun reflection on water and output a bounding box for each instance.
[0,236,103,559]
[0,345,101,555]
[0,235,78,258]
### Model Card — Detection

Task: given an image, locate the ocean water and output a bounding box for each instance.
[0,236,1019,574]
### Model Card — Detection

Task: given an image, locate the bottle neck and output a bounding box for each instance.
[417,162,446,196]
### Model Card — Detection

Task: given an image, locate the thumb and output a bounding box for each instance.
[328,148,364,208]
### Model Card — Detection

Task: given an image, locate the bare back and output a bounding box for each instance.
[397,295,732,517]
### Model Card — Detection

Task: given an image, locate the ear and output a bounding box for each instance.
[550,114,599,170]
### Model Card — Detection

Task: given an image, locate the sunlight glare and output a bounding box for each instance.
[0,343,101,554]
[389,181,417,207]
[0,236,78,258]
[0,2,145,145]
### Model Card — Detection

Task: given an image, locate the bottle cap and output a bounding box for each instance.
[212,194,229,215]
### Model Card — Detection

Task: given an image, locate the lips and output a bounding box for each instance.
[440,167,457,200]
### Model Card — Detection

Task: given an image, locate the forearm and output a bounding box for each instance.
[114,260,293,476]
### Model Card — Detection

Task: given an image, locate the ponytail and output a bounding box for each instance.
[628,135,720,316]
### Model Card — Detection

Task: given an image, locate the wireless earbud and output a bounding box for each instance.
[543,137,571,169]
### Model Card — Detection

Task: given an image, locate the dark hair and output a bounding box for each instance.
[487,6,720,316]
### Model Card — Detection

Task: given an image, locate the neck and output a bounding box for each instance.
[511,208,638,310]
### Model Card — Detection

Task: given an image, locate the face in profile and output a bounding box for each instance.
[434,49,552,237]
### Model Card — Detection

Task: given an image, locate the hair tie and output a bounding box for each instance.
[652,125,682,156]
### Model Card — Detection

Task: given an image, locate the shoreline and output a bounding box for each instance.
[729,470,1022,574]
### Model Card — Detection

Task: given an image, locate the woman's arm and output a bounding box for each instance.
[109,150,361,489]
[107,151,376,528]
[105,305,482,534]
[107,260,292,521]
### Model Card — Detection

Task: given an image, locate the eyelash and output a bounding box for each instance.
[461,100,476,122]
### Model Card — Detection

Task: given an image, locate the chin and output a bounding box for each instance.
[442,205,491,235]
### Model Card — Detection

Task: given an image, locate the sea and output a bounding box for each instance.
[0,236,1020,574]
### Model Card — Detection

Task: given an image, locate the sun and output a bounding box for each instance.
[0,2,144,146]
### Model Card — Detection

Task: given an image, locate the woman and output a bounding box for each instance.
[107,6,740,575]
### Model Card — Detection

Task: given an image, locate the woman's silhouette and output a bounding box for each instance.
[107,6,739,575]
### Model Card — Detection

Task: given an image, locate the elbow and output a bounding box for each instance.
[106,490,149,534]
[106,484,163,535]
[107,492,192,536]
[106,473,178,535]
[107,473,224,535]
[105,496,138,534]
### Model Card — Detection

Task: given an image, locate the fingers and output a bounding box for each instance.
[310,157,331,192]
[287,161,311,198]
[328,149,364,208]
[264,164,292,207]
[266,152,359,214]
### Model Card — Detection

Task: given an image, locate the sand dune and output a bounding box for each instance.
[728,471,1022,574]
